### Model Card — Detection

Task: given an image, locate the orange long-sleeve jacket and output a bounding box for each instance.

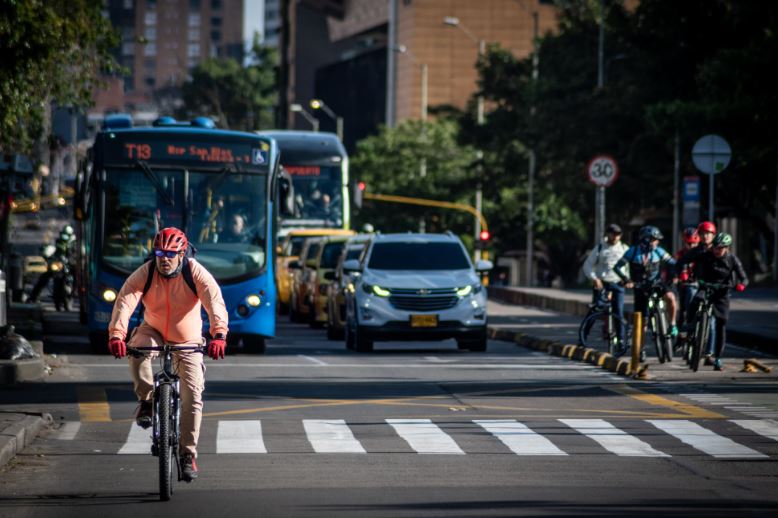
[108,259,229,343]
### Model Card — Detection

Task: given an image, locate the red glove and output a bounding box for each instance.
[679,271,689,282]
[208,335,226,360]
[735,283,746,292]
[108,337,126,358]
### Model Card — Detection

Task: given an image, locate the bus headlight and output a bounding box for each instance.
[102,288,117,303]
[246,294,261,307]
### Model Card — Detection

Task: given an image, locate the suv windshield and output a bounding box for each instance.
[368,242,470,270]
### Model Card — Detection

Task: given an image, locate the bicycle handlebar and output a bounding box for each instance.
[127,345,206,357]
[698,280,732,290]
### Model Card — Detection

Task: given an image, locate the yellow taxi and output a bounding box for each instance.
[276,228,354,314]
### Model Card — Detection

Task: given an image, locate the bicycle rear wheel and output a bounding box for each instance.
[690,311,710,372]
[579,311,611,353]
[158,383,173,501]
[655,309,673,363]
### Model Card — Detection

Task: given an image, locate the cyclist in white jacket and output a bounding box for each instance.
[582,223,630,349]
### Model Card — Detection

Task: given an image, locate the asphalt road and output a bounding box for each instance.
[1,311,777,518]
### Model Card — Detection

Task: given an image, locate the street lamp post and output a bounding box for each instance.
[394,45,428,122]
[444,16,485,260]
[310,99,344,142]
[290,103,319,132]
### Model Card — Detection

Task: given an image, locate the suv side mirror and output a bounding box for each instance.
[475,259,493,272]
[342,259,362,273]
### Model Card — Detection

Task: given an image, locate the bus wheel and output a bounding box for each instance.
[243,335,266,354]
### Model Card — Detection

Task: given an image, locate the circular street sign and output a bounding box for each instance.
[692,134,731,175]
[586,155,619,187]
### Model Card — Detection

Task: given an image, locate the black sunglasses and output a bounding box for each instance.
[154,249,179,259]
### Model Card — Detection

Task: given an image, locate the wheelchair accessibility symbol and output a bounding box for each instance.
[252,149,267,165]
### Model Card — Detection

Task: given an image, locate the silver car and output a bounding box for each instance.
[343,232,492,352]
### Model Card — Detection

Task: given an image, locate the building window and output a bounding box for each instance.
[188,13,201,26]
[123,0,133,9]
[189,0,201,9]
[210,30,221,42]
[211,0,222,10]
[147,0,157,9]
[144,42,156,56]
[188,43,200,57]
[210,16,222,27]
[189,28,200,41]
[144,58,155,71]
[145,12,156,25]
[187,57,199,69]
[122,41,135,55]
[145,27,156,40]
[145,77,156,87]
[124,76,134,92]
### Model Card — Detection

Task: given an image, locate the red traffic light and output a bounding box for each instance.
[358,181,366,191]
[479,230,490,241]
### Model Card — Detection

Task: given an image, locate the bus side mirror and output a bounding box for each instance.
[278,170,295,216]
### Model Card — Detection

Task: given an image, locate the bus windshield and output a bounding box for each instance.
[101,167,267,281]
[285,164,343,226]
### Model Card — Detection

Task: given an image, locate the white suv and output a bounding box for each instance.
[343,232,492,352]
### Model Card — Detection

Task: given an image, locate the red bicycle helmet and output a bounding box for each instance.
[682,226,700,244]
[153,227,188,253]
[697,221,717,234]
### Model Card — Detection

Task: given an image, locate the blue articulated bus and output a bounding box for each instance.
[75,115,287,353]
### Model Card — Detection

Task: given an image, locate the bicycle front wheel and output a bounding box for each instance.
[655,309,673,363]
[158,383,173,501]
[690,311,710,372]
[579,310,611,353]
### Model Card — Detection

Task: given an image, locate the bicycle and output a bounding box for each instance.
[684,280,729,372]
[578,288,631,356]
[127,343,205,502]
[633,279,674,363]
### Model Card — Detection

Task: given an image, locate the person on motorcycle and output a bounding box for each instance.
[582,223,630,346]
[675,232,747,371]
[27,224,76,304]
[613,225,678,359]
[675,227,701,325]
[107,227,229,482]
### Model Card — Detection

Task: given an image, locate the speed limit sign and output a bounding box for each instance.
[586,155,619,187]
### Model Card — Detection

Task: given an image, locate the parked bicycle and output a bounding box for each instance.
[683,280,729,372]
[127,343,205,501]
[578,288,631,356]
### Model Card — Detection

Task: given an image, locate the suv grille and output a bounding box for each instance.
[388,287,459,311]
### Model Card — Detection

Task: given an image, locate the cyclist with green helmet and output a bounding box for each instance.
[675,232,748,371]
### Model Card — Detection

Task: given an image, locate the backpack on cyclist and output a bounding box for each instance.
[134,244,199,328]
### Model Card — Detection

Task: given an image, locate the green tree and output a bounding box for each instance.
[351,119,479,244]
[180,36,277,130]
[0,0,119,153]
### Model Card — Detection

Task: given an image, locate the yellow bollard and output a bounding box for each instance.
[631,311,643,373]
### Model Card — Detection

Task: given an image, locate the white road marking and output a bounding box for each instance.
[53,421,81,440]
[387,419,464,455]
[303,419,366,453]
[71,363,594,369]
[298,355,328,366]
[560,419,668,457]
[475,420,567,456]
[731,419,778,442]
[216,420,266,453]
[117,424,152,454]
[648,419,767,458]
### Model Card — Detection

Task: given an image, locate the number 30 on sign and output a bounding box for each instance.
[586,155,619,188]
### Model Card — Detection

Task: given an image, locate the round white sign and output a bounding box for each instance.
[586,155,619,187]
[692,134,731,175]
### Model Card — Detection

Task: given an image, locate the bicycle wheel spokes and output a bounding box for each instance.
[579,311,610,352]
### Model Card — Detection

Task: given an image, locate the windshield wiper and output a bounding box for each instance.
[135,160,175,206]
[207,161,245,192]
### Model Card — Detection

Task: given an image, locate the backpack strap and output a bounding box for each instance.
[181,257,198,297]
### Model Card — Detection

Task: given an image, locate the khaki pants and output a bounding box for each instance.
[128,324,205,458]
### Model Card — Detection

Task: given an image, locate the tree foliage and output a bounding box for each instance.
[180,36,278,131]
[0,0,120,153]
[457,0,778,284]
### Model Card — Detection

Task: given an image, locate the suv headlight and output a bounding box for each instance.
[456,283,482,297]
[362,283,391,297]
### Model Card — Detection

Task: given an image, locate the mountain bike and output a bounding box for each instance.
[128,344,205,501]
[635,279,674,363]
[578,287,631,355]
[685,280,729,372]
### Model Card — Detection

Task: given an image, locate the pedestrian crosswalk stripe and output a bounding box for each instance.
[386,419,465,455]
[53,421,80,441]
[560,419,669,457]
[217,420,266,454]
[731,419,778,442]
[118,424,152,455]
[303,419,366,453]
[475,420,567,456]
[648,419,768,458]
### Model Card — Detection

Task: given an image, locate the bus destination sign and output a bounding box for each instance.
[104,135,269,166]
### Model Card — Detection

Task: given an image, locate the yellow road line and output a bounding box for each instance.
[606,385,725,419]
[77,387,112,422]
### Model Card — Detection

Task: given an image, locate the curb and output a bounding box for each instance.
[0,341,46,385]
[0,413,53,468]
[487,326,648,379]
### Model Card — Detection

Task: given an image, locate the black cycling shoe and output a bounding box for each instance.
[135,400,152,429]
[639,349,647,362]
[181,454,199,482]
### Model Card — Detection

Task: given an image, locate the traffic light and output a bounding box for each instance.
[476,230,490,249]
[353,181,366,209]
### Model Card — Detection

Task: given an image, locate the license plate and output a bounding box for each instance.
[410,314,438,328]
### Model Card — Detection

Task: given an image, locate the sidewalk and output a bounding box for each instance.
[487,285,778,353]
[0,411,52,467]
[485,297,778,383]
